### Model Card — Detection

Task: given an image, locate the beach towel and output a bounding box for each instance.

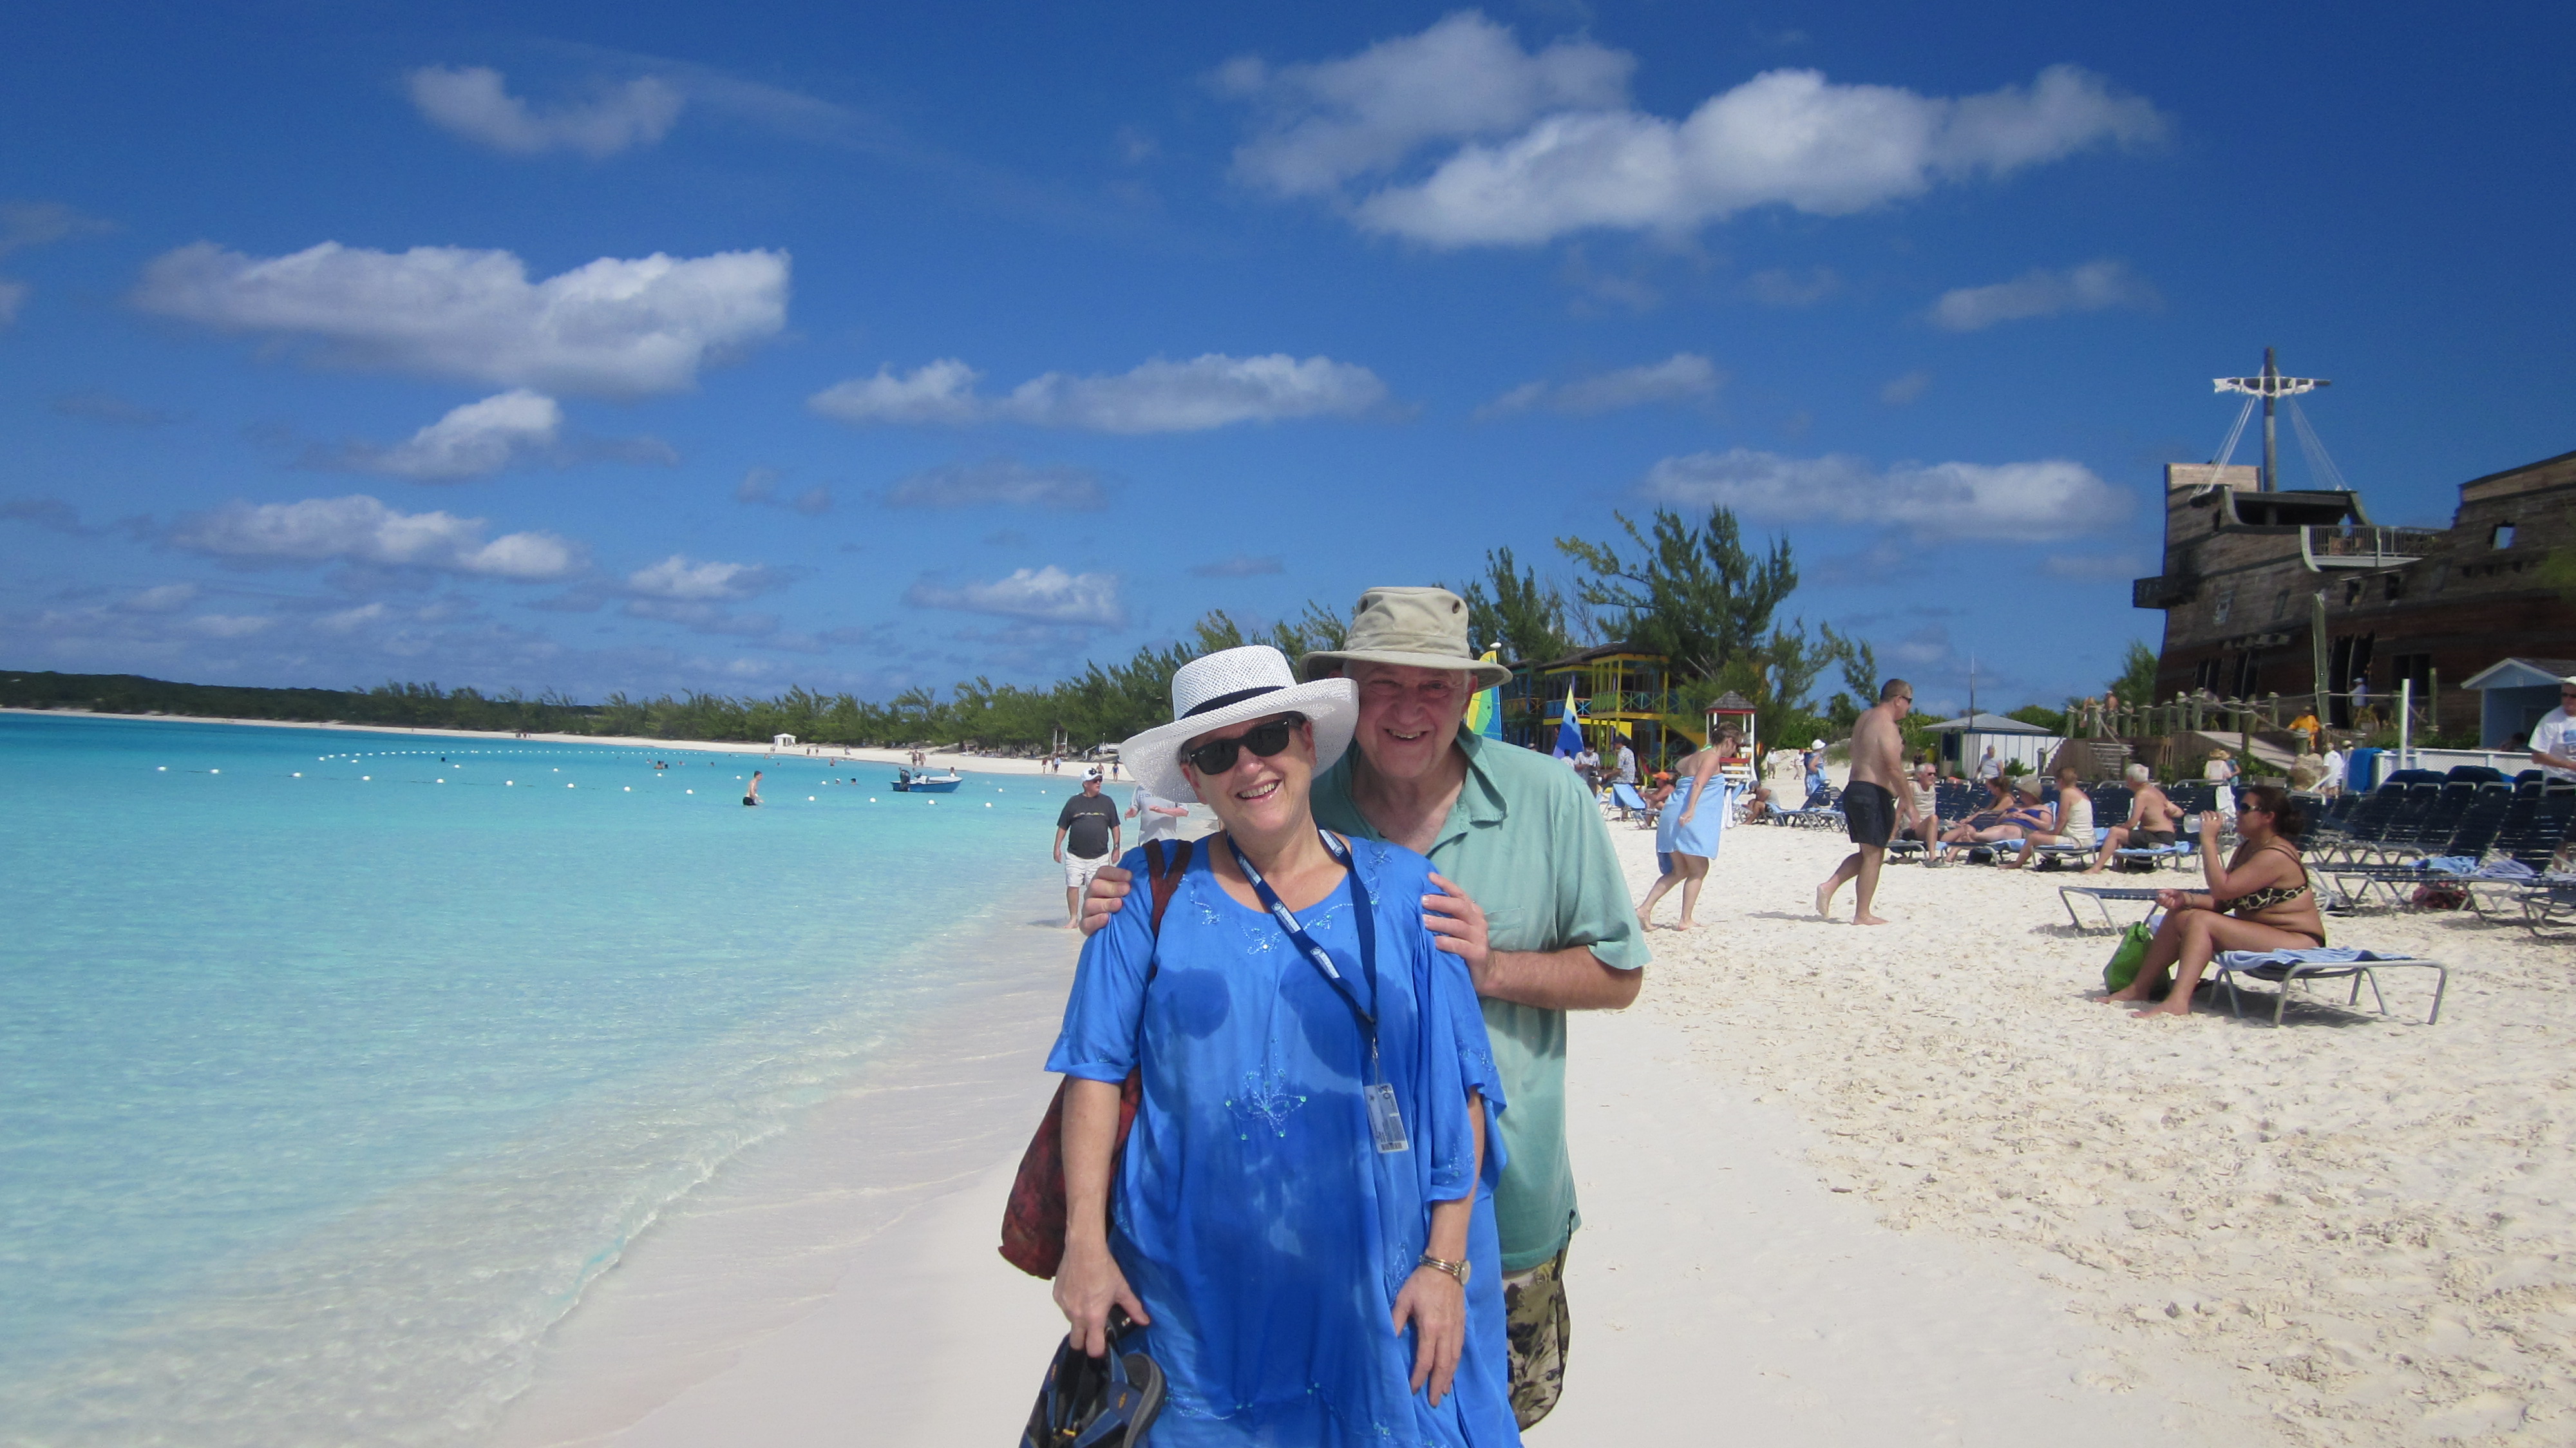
[2214,947,2400,969]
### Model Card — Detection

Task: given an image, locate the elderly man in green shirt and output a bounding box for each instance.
[1083,586,1647,1427]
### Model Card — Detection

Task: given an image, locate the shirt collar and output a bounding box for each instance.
[1447,730,1511,833]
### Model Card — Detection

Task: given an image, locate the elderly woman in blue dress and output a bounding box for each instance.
[1634,724,1738,930]
[1048,645,1517,1446]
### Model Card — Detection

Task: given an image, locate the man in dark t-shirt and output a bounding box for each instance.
[1053,769,1121,928]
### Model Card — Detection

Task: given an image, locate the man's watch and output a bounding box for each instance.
[1417,1253,1470,1284]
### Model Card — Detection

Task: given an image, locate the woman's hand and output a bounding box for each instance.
[2199,810,2223,843]
[1052,1236,1150,1358]
[1676,808,1696,826]
[1391,1266,1467,1405]
[2154,888,2186,911]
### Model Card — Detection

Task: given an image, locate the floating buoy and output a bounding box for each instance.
[869,797,878,803]
[158,767,167,772]
[507,781,515,786]
[808,795,816,801]
[293,772,301,777]
[362,776,371,781]
[567,783,576,788]
[210,769,220,774]
[624,786,632,792]
[685,789,693,794]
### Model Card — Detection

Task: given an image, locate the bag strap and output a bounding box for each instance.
[1143,837,1193,938]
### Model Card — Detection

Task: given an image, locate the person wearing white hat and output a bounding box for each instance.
[1094,586,1647,1429]
[2530,676,2576,783]
[1047,645,1517,1443]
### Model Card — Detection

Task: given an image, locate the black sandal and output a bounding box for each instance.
[1022,1313,1163,1447]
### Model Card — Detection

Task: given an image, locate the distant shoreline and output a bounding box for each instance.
[0,707,1096,781]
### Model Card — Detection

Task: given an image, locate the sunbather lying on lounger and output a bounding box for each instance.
[1937,776,2041,853]
[2002,766,2092,868]
[2083,764,2179,873]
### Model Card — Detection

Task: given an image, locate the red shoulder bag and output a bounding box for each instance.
[998,837,1192,1279]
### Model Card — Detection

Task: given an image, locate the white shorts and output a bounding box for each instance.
[1065,852,1110,890]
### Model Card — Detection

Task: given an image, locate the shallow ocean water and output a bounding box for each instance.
[0,714,1070,1445]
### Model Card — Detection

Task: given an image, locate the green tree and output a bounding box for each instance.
[2108,640,2160,705]
[1455,546,1574,664]
[2007,703,2069,734]
[1556,506,1795,680]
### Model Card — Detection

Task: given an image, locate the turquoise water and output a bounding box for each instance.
[0,714,1068,1445]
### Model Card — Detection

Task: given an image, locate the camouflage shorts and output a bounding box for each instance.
[1501,1242,1571,1429]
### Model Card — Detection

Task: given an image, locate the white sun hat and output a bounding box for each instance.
[1121,645,1358,805]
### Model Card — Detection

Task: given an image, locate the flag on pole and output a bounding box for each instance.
[1464,649,1504,741]
[1554,680,1583,757]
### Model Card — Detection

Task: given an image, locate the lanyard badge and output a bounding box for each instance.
[1227,830,1406,1154]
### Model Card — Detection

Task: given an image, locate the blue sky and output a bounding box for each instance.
[5,3,2570,716]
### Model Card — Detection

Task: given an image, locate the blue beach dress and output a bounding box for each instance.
[1047,835,1518,1447]
[1656,772,1728,859]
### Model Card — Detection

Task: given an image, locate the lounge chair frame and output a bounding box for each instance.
[2210,952,2448,1026]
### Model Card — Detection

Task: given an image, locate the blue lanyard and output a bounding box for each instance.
[1226,829,1379,1055]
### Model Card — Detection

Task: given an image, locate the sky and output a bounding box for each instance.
[4,1,2570,718]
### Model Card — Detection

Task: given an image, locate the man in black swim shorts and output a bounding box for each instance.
[1816,679,1926,925]
[1842,777,1896,847]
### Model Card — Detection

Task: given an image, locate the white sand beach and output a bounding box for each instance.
[486,801,2573,1448]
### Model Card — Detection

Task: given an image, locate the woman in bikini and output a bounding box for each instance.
[2106,783,2325,1017]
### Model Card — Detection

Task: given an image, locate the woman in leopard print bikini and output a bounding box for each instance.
[2105,783,2327,1017]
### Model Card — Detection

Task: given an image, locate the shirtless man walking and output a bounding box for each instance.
[1815,678,1922,925]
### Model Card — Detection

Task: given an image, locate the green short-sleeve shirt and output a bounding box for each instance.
[1311,731,1649,1271]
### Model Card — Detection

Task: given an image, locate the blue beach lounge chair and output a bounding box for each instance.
[2209,948,2448,1027]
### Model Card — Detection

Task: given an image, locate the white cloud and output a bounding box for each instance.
[811,353,1388,433]
[1481,352,1722,417]
[168,494,585,579]
[1219,12,1631,198]
[1190,554,1285,578]
[0,200,115,258]
[734,468,831,514]
[882,457,1110,510]
[810,357,985,424]
[621,598,780,636]
[315,602,392,634]
[1928,258,2160,330]
[0,278,24,327]
[1879,370,1932,405]
[1748,266,1839,307]
[1638,447,2128,541]
[121,584,200,613]
[625,554,778,601]
[52,391,175,426]
[334,390,562,481]
[187,614,276,638]
[905,566,1126,626]
[1229,14,2164,248]
[131,242,788,396]
[408,67,683,158]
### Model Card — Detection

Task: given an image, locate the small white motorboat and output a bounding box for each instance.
[892,768,963,793]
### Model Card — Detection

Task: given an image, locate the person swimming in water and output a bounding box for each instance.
[743,770,763,806]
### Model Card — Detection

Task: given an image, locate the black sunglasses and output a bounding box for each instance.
[1180,714,1305,776]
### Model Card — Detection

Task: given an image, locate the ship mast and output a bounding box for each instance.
[2214,348,2331,491]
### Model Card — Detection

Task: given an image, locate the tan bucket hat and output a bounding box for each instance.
[1300,586,1511,689]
